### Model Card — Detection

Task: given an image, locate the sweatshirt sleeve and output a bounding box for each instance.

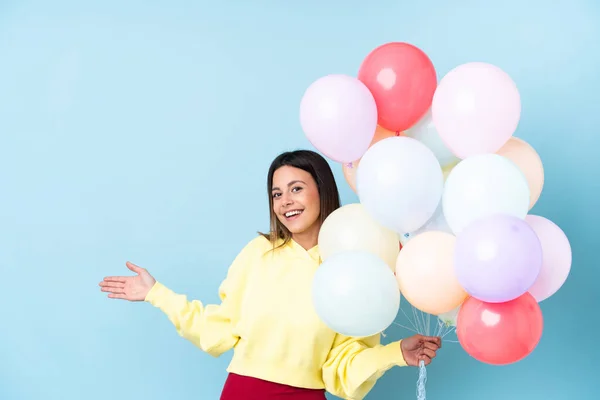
[321,334,408,400]
[144,237,262,357]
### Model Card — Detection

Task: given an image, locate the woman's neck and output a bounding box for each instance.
[292,224,320,250]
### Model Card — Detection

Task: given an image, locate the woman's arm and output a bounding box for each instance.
[144,251,249,357]
[321,334,407,400]
[100,237,262,357]
[321,333,441,399]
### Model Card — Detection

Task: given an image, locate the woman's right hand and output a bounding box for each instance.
[99,262,156,301]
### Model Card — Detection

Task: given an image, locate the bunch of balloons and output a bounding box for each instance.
[302,42,572,365]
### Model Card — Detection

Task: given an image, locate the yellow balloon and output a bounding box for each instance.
[495,137,544,210]
[442,161,458,181]
[318,203,399,270]
[395,231,467,314]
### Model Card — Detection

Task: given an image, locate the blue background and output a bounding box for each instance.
[1,0,598,399]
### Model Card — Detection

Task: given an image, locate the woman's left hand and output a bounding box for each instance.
[400,334,442,366]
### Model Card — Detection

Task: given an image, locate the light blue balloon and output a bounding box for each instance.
[312,251,400,337]
[356,136,444,234]
[405,109,460,168]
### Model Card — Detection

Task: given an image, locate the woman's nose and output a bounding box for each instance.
[282,194,293,206]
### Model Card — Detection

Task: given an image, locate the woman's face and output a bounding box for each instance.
[271,166,321,236]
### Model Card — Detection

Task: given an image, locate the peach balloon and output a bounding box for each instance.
[496,137,544,209]
[342,125,398,192]
[395,231,467,315]
[342,161,359,193]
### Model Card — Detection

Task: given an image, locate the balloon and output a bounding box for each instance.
[442,161,458,181]
[431,62,521,159]
[399,201,452,246]
[312,251,400,337]
[342,125,398,193]
[357,136,444,234]
[404,109,460,168]
[496,137,544,210]
[368,125,399,149]
[318,203,399,270]
[525,215,572,302]
[454,214,543,303]
[357,42,437,132]
[396,232,467,315]
[438,303,462,327]
[342,163,359,194]
[300,74,377,163]
[443,154,530,234]
[456,293,543,365]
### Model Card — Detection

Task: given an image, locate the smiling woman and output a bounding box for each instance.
[99,149,441,400]
[263,150,341,251]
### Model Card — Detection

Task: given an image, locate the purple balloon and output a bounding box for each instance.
[454,214,542,303]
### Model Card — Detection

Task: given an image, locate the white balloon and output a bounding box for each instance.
[356,136,444,234]
[438,304,461,327]
[400,201,453,245]
[404,109,460,168]
[312,251,400,337]
[442,154,530,234]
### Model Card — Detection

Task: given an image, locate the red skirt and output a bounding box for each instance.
[220,373,327,400]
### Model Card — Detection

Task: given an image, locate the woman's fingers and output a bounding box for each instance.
[126,261,143,274]
[422,348,437,360]
[423,341,440,351]
[99,279,127,296]
[100,286,125,294]
[107,293,129,300]
[421,335,442,347]
[99,280,125,288]
[413,338,441,367]
[419,355,432,365]
[102,276,127,283]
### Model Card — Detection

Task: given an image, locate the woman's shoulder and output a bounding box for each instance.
[246,234,271,249]
[238,234,272,255]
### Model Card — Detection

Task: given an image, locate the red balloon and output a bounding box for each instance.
[456,293,543,365]
[357,42,437,132]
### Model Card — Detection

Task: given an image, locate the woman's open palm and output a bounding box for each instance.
[99,262,156,301]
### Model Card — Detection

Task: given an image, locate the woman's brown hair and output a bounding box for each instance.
[260,150,341,248]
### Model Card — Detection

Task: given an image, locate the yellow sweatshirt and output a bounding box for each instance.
[145,235,407,400]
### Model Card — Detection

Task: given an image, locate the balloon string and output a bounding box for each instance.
[398,305,460,400]
[416,360,427,400]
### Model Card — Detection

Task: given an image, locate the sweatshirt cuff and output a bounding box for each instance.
[377,341,408,368]
[144,281,171,306]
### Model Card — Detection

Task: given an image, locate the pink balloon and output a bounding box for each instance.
[300,74,377,163]
[431,62,521,159]
[525,215,572,302]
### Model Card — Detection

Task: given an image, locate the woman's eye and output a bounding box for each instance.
[272,193,281,198]
[292,186,303,193]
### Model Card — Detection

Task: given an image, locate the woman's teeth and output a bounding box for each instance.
[285,210,303,218]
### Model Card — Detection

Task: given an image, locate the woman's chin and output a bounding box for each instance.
[285,224,307,235]
[277,214,320,236]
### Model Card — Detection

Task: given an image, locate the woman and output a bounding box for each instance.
[99,150,441,400]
